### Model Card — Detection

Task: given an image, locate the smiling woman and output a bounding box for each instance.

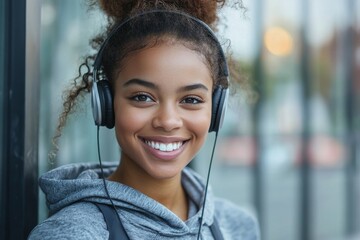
[111,44,212,182]
[28,1,260,240]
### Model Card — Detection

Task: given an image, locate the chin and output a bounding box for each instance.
[146,164,184,180]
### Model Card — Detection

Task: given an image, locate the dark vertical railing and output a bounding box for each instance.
[344,0,357,236]
[1,0,27,239]
[299,0,312,239]
[0,0,40,239]
[0,1,5,239]
[253,0,265,237]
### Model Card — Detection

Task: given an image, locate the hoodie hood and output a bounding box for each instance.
[39,162,216,236]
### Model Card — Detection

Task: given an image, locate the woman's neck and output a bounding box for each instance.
[108,159,189,221]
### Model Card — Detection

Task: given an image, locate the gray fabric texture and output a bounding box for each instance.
[28,162,260,240]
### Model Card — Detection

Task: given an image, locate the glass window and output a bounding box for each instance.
[307,1,349,239]
[198,0,360,239]
[39,0,116,221]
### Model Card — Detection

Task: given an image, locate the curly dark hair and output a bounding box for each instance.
[49,0,245,160]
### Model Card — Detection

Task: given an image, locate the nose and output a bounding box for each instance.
[152,103,183,132]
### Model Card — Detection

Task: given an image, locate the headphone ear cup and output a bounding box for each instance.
[209,86,228,132]
[92,80,115,129]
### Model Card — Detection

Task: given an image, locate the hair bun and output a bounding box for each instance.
[98,0,224,25]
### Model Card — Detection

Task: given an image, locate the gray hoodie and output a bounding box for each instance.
[28,162,260,239]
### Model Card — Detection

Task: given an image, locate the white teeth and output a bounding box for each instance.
[144,140,183,152]
[160,143,166,151]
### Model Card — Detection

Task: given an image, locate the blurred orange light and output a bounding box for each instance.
[264,27,293,56]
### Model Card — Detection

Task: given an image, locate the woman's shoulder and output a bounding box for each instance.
[28,202,108,240]
[214,198,261,240]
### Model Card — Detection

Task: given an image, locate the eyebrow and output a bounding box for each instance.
[178,83,209,93]
[122,78,209,92]
[123,78,158,89]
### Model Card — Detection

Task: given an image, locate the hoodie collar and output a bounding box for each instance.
[40,163,215,227]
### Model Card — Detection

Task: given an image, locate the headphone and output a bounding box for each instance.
[91,10,229,132]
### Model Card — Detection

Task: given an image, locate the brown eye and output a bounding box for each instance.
[181,97,203,104]
[132,94,154,102]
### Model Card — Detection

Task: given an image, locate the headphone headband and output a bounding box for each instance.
[93,10,229,79]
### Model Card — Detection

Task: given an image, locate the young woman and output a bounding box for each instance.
[29,1,260,239]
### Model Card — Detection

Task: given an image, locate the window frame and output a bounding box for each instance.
[0,0,41,239]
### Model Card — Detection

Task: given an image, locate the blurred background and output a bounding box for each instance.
[1,0,359,239]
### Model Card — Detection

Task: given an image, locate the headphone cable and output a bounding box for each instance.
[96,126,122,224]
[197,131,219,240]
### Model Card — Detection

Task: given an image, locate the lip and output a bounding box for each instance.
[139,136,189,160]
[140,136,189,143]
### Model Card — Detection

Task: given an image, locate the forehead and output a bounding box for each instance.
[115,43,213,89]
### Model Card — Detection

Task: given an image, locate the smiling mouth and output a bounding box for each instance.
[142,139,186,152]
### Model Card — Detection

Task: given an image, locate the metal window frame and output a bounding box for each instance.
[345,0,358,236]
[0,0,40,239]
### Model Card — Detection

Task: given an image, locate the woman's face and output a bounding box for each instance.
[113,43,213,180]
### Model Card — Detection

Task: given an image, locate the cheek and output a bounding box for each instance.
[113,101,146,144]
[185,108,212,137]
[115,108,143,128]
